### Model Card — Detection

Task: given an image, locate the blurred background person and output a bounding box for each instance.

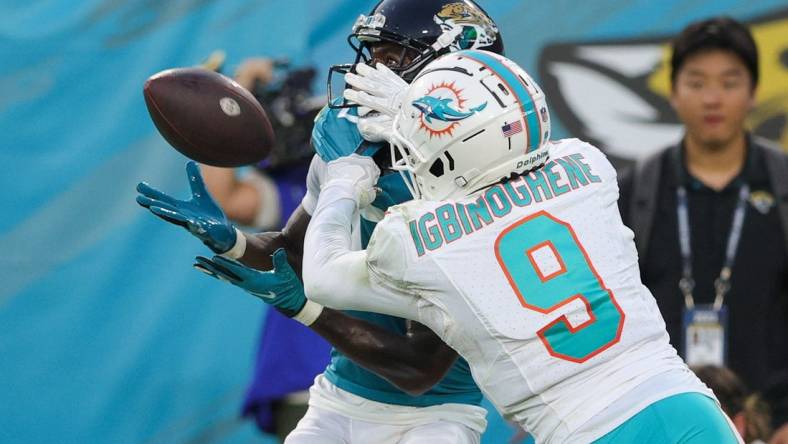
[619,15,788,437]
[692,365,771,443]
[200,53,320,231]
[763,372,788,444]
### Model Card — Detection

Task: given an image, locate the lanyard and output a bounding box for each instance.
[676,183,750,309]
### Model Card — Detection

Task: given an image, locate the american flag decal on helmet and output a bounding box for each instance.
[501,120,523,137]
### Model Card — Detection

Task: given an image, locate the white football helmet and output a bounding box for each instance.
[390,50,551,200]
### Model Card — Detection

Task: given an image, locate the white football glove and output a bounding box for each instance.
[324,154,381,209]
[357,112,394,143]
[343,63,409,118]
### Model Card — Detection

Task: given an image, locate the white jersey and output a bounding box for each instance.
[298,153,489,432]
[363,139,713,443]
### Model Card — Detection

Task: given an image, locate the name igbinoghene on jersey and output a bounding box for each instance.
[409,152,600,254]
[303,50,744,443]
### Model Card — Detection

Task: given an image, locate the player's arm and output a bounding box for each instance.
[195,244,457,396]
[316,312,459,395]
[135,158,299,271]
[299,154,460,392]
[197,156,457,394]
[137,159,455,394]
[234,149,326,272]
[301,155,406,312]
[238,204,309,273]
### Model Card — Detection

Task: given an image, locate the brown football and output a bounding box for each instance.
[143,67,274,167]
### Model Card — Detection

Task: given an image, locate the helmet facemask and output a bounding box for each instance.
[328,0,503,109]
[328,14,438,109]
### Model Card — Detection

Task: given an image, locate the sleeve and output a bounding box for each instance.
[300,154,325,216]
[302,181,420,321]
[310,100,364,162]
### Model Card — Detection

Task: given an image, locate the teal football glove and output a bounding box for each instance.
[193,248,307,317]
[136,161,237,254]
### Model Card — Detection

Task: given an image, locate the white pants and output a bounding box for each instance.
[283,375,485,443]
[284,405,481,444]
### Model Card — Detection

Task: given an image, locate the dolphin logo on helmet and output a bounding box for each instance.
[391,50,552,200]
[412,96,487,123]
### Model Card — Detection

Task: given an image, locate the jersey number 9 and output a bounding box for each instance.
[495,211,625,363]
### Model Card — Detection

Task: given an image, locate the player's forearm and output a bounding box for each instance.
[311,309,456,395]
[237,205,310,274]
[298,172,450,391]
[238,230,284,270]
[302,188,363,308]
[303,184,417,317]
[280,205,310,270]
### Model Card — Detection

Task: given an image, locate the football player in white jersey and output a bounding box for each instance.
[300,50,743,443]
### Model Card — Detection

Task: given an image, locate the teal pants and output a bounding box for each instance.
[594,392,740,443]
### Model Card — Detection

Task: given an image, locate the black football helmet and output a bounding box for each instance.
[328,0,504,108]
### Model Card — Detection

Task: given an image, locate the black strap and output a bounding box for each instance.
[676,182,750,309]
[759,137,788,256]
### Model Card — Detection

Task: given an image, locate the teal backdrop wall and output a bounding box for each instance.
[2,1,785,443]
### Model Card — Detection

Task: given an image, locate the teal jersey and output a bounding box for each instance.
[311,101,482,407]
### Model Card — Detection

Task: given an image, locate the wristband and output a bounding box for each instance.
[293,299,324,326]
[221,228,247,259]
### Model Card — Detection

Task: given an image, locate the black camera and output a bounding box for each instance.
[251,64,323,170]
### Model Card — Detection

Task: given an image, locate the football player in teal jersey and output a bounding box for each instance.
[137,1,505,442]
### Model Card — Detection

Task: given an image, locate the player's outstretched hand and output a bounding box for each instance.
[343,63,408,118]
[324,154,381,209]
[136,161,237,254]
[194,248,306,317]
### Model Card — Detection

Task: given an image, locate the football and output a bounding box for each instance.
[143,67,274,167]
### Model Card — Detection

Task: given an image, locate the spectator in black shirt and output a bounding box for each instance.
[618,16,788,437]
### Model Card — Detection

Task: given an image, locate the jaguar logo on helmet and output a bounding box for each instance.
[411,81,487,138]
[328,0,505,108]
[434,2,499,51]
